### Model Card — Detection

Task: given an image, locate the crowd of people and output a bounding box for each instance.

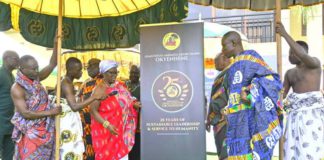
[0,22,323,160]
[0,34,142,160]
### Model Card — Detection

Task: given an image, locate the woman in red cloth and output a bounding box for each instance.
[90,60,140,160]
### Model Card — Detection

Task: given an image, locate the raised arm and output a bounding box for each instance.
[39,34,58,81]
[11,83,61,119]
[276,22,320,68]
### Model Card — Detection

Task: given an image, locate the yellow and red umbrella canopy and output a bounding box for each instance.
[1,0,161,18]
[0,0,188,50]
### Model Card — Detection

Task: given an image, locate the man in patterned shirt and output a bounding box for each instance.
[78,58,102,160]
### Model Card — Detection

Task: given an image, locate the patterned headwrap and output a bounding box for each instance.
[99,60,118,74]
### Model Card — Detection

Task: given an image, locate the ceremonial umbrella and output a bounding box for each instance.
[189,0,324,159]
[0,0,188,159]
[0,0,187,50]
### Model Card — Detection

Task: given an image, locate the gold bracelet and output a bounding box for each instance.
[102,121,110,128]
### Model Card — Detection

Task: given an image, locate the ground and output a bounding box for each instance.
[207,155,279,160]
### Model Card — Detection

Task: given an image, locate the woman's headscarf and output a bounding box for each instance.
[99,60,118,74]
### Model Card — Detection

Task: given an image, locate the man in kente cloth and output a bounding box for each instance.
[221,31,283,159]
[11,35,62,159]
[78,58,102,160]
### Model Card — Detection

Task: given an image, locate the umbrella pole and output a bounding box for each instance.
[275,0,283,160]
[55,0,63,159]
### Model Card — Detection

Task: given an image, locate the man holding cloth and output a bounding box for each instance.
[221,31,283,159]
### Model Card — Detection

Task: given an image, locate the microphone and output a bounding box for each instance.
[109,90,118,96]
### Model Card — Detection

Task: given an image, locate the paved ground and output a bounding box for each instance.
[207,155,279,160]
[0,155,279,160]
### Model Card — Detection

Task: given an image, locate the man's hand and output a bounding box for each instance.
[241,87,251,105]
[276,22,288,37]
[50,104,62,116]
[92,86,108,100]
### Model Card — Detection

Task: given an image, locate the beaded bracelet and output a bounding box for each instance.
[102,121,110,128]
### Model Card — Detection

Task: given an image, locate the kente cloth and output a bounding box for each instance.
[55,97,84,160]
[11,71,55,160]
[224,50,283,160]
[125,80,141,160]
[78,76,102,160]
[125,80,140,133]
[208,69,229,159]
[91,81,137,160]
[284,91,324,160]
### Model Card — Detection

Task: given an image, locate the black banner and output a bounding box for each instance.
[140,22,205,160]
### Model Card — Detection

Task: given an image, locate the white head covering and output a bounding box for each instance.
[99,60,118,74]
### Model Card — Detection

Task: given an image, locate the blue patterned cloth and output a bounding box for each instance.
[224,50,283,160]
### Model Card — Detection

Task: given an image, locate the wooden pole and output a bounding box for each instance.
[55,0,63,159]
[275,0,283,160]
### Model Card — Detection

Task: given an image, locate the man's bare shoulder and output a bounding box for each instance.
[284,68,298,80]
[61,77,73,86]
[60,77,75,97]
[306,56,322,69]
[285,68,297,75]
[11,83,25,97]
[311,56,321,65]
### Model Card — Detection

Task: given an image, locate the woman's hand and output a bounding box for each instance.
[133,101,141,110]
[107,124,118,135]
[103,120,118,135]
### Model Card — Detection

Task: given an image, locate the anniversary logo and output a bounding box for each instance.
[162,32,181,50]
[152,70,193,113]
